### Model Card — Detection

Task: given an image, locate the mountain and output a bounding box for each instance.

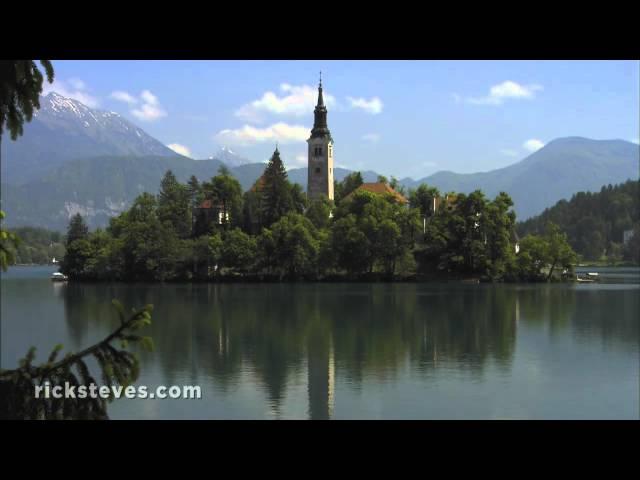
[210,146,253,168]
[402,137,639,220]
[1,92,180,184]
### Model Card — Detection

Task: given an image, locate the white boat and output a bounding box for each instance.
[51,272,68,282]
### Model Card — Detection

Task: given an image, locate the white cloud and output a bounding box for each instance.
[110,90,138,105]
[523,139,545,152]
[500,149,519,157]
[68,78,86,90]
[167,143,192,157]
[362,133,380,143]
[631,138,639,145]
[236,83,336,123]
[347,96,383,114]
[131,90,166,121]
[42,78,100,108]
[215,122,310,146]
[111,89,166,121]
[466,81,543,106]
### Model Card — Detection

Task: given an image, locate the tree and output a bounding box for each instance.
[409,184,440,218]
[221,228,257,274]
[306,196,333,229]
[257,213,321,279]
[187,175,202,209]
[0,61,54,270]
[60,214,91,279]
[261,148,293,226]
[334,171,363,202]
[157,170,191,238]
[203,167,244,228]
[544,222,577,281]
[0,301,153,420]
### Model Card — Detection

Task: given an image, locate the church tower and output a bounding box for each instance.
[307,73,334,201]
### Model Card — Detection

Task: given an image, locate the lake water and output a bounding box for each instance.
[1,266,638,419]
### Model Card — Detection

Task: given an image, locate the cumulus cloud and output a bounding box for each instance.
[523,139,545,152]
[111,89,167,121]
[465,81,543,106]
[215,122,310,146]
[167,143,192,157]
[631,138,639,145]
[236,83,336,123]
[110,90,138,105]
[362,133,380,143]
[42,78,100,108]
[347,96,383,114]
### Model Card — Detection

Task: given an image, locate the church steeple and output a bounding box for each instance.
[311,72,331,139]
[307,72,334,202]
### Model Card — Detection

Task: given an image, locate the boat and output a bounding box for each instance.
[51,272,68,282]
[576,272,599,283]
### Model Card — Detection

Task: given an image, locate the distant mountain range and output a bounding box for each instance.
[0,92,181,184]
[1,93,638,230]
[405,137,639,219]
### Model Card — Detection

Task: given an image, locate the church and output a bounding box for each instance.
[306,74,335,201]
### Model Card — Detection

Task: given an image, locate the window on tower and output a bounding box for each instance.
[315,167,321,174]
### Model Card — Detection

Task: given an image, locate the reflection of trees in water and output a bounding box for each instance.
[60,282,636,418]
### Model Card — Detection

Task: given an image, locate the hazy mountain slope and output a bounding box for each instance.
[1,92,180,185]
[402,137,639,220]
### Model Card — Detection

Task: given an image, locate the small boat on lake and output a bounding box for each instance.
[51,272,68,282]
[576,272,599,283]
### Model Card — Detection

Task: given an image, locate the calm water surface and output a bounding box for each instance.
[1,266,638,419]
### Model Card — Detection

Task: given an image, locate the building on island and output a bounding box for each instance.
[307,73,334,202]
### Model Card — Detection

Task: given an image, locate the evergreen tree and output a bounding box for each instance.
[66,213,89,245]
[0,60,54,270]
[187,175,202,209]
[157,170,191,238]
[261,148,293,226]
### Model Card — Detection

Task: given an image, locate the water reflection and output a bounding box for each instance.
[2,267,636,419]
[48,282,637,418]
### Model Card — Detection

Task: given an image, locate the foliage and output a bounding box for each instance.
[0,301,153,420]
[518,180,639,263]
[334,171,363,203]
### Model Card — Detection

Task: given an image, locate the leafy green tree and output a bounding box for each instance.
[409,184,440,218]
[334,171,363,202]
[544,221,577,280]
[257,213,320,279]
[221,228,257,274]
[203,167,244,228]
[305,196,333,229]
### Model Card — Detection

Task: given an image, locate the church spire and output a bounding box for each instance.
[311,73,331,139]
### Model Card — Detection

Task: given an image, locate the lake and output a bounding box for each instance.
[1,266,638,419]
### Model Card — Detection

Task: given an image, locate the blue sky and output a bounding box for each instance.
[43,60,639,179]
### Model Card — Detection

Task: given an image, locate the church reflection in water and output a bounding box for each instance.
[56,281,638,419]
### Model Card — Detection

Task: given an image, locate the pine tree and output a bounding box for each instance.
[187,175,201,209]
[157,170,191,238]
[0,61,54,270]
[66,213,89,245]
[261,147,293,227]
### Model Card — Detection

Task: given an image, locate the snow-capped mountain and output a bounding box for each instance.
[1,92,179,185]
[210,146,253,167]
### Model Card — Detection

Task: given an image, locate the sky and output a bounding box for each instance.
[43,60,640,179]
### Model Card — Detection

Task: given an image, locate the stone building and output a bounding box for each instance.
[307,74,334,201]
